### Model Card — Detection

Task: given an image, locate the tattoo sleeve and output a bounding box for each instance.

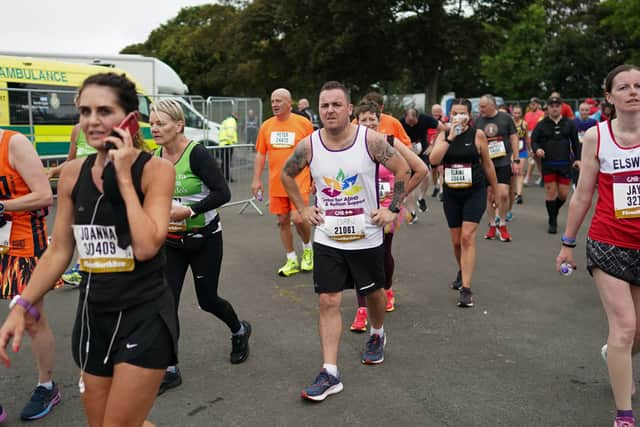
[283,143,309,178]
[388,181,405,212]
[371,136,396,165]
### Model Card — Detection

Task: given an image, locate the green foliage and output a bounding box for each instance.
[121,0,640,107]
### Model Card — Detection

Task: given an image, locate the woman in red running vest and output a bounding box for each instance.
[557,64,640,427]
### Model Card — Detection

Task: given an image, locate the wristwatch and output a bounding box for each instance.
[511,159,521,164]
[388,205,400,214]
[9,295,41,321]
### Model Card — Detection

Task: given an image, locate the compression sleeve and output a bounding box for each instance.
[189,143,231,214]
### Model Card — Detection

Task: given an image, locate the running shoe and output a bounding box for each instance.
[361,333,386,364]
[20,383,61,420]
[523,177,530,186]
[431,188,440,198]
[458,287,475,308]
[498,225,512,242]
[230,320,252,364]
[301,369,343,402]
[0,404,6,423]
[547,223,558,234]
[484,225,497,240]
[451,271,462,291]
[61,263,82,286]
[417,198,428,212]
[438,192,444,202]
[515,194,523,204]
[278,258,300,277]
[301,248,313,272]
[505,211,513,222]
[350,307,368,332]
[158,367,182,396]
[385,289,395,312]
[614,416,635,427]
[408,211,418,224]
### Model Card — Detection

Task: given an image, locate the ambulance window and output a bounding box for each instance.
[8,83,78,125]
[138,95,150,122]
[182,104,202,129]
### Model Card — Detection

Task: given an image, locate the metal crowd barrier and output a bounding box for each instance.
[205,144,263,215]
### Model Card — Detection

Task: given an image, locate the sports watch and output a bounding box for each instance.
[388,205,401,214]
[9,295,41,321]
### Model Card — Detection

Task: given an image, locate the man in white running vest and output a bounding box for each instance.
[281,81,411,402]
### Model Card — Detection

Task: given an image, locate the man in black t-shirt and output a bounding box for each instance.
[476,95,520,242]
[400,107,445,213]
[531,95,581,234]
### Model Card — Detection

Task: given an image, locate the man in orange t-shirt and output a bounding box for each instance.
[252,88,314,277]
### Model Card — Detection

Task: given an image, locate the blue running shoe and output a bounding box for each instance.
[301,369,343,402]
[505,211,513,222]
[20,383,61,420]
[0,404,7,423]
[361,333,386,365]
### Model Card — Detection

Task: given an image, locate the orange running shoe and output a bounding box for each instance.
[484,225,497,240]
[350,307,368,332]
[498,225,512,242]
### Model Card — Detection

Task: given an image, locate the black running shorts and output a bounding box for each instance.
[442,186,488,228]
[72,289,178,377]
[494,165,513,185]
[586,238,640,286]
[312,242,385,295]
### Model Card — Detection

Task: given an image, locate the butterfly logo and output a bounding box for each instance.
[321,169,361,198]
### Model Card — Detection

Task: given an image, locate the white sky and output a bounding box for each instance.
[0,0,212,55]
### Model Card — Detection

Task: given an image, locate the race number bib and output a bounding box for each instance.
[270,131,295,148]
[578,131,585,144]
[168,199,187,232]
[444,164,472,189]
[613,173,640,219]
[488,139,507,159]
[324,208,366,242]
[72,225,135,273]
[0,219,12,255]
[378,181,392,199]
[518,139,525,151]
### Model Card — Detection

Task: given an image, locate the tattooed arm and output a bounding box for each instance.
[281,138,324,224]
[367,131,411,224]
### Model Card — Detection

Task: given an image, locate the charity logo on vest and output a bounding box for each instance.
[318,169,366,241]
[613,173,640,219]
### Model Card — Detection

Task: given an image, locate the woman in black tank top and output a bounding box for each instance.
[0,73,176,427]
[430,98,498,308]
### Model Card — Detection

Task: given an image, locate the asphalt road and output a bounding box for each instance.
[0,181,625,426]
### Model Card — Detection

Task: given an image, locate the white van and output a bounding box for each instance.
[159,96,220,146]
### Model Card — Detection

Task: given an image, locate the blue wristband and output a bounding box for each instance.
[561,235,577,247]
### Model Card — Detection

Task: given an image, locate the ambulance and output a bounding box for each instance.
[0,55,155,158]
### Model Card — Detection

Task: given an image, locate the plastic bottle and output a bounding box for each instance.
[559,262,573,276]
[256,189,263,202]
[454,124,463,136]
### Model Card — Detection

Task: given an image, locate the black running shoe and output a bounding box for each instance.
[547,223,558,234]
[20,383,61,420]
[158,367,182,396]
[457,287,474,308]
[515,194,523,205]
[450,271,462,291]
[431,188,440,198]
[230,320,252,364]
[417,198,428,212]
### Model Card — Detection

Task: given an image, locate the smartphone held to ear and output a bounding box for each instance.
[105,112,140,150]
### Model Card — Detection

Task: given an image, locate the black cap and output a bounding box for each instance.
[548,96,562,105]
[530,97,541,104]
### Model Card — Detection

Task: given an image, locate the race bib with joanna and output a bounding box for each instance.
[72,224,135,273]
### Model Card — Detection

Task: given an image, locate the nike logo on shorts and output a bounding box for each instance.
[126,343,138,350]
[359,282,376,291]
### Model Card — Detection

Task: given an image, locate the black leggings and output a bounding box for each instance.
[164,231,241,338]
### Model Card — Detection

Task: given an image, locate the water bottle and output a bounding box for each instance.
[560,262,573,276]
[454,124,463,136]
[256,189,263,202]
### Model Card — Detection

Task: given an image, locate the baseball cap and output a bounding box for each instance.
[585,98,597,105]
[530,97,541,104]
[548,96,562,105]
